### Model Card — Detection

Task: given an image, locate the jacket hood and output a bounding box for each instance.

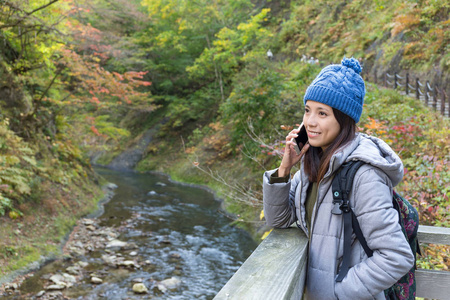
[327,133,404,187]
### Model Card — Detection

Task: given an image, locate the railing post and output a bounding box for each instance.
[394,73,398,89]
[384,73,387,87]
[416,225,450,299]
[416,78,420,100]
[373,68,377,84]
[405,73,409,95]
[425,80,429,106]
[442,90,447,116]
[433,85,437,111]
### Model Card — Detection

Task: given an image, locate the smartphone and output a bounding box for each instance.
[291,123,308,155]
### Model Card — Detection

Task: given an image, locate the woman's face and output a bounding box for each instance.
[303,100,341,150]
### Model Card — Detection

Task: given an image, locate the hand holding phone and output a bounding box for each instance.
[278,123,310,177]
[291,123,309,155]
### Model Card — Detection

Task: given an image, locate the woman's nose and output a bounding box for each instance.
[306,114,318,126]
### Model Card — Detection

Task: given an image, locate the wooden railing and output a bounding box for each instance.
[416,225,450,299]
[214,226,307,300]
[214,225,450,300]
[369,68,449,117]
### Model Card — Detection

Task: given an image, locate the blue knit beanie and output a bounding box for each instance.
[303,57,365,123]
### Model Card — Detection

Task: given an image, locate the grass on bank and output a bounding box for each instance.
[0,179,104,278]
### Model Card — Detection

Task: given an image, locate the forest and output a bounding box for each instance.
[0,0,449,279]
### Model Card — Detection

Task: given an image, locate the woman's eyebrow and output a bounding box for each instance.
[308,105,331,113]
[317,106,331,112]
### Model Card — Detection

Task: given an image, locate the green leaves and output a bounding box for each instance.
[0,120,37,212]
[220,68,284,146]
[358,86,450,228]
[0,195,12,216]
[187,8,272,81]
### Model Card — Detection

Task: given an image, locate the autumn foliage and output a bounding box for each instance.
[59,48,152,107]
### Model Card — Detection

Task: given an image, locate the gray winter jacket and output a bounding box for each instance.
[263,133,415,300]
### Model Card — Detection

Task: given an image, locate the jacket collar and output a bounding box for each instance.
[323,133,361,179]
[300,133,403,187]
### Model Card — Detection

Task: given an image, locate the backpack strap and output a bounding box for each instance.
[332,161,373,282]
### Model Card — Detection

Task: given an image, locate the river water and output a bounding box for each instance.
[9,168,257,299]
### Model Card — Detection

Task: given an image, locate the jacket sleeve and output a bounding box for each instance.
[334,167,415,299]
[263,169,299,228]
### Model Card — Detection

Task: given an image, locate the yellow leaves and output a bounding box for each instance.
[261,8,271,15]
[362,117,388,137]
[9,211,20,220]
[364,117,381,130]
[280,124,294,131]
[261,229,272,240]
[178,19,187,33]
[391,13,420,37]
[3,155,20,166]
[259,211,271,240]
[418,244,450,271]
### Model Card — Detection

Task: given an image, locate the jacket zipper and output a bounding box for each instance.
[297,181,309,238]
[309,180,322,237]
[309,157,335,237]
[309,157,337,240]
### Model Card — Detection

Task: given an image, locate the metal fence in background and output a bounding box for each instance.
[369,68,449,117]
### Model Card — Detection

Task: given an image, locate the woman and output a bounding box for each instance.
[263,58,414,299]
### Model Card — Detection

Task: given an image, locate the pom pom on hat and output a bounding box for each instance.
[341,57,362,74]
[303,57,365,123]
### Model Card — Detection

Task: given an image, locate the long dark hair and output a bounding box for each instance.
[304,108,357,183]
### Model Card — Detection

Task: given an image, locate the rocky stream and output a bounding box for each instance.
[0,167,256,299]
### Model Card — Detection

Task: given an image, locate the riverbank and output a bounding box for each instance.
[0,181,115,294]
[0,168,257,299]
[136,150,268,240]
[1,217,145,299]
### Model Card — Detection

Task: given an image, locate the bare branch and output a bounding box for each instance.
[25,0,60,16]
[24,67,64,120]
[0,0,66,35]
[180,136,262,208]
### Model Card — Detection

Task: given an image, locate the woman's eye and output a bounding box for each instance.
[319,111,327,116]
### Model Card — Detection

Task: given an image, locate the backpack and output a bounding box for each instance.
[331,160,421,300]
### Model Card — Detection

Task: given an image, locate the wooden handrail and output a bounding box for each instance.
[215,225,450,300]
[417,225,450,245]
[214,227,308,300]
[416,225,450,299]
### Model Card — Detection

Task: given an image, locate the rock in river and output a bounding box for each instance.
[106,239,128,249]
[46,284,65,290]
[157,277,181,293]
[132,283,148,294]
[91,277,103,284]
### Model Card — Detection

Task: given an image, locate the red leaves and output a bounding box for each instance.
[60,48,153,107]
[90,125,101,136]
[259,124,295,157]
[60,5,154,109]
[113,72,124,81]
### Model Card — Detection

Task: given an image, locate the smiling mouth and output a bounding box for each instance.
[308,131,321,137]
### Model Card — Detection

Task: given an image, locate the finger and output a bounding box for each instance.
[299,142,310,156]
[286,139,297,150]
[290,128,300,134]
[286,132,298,142]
